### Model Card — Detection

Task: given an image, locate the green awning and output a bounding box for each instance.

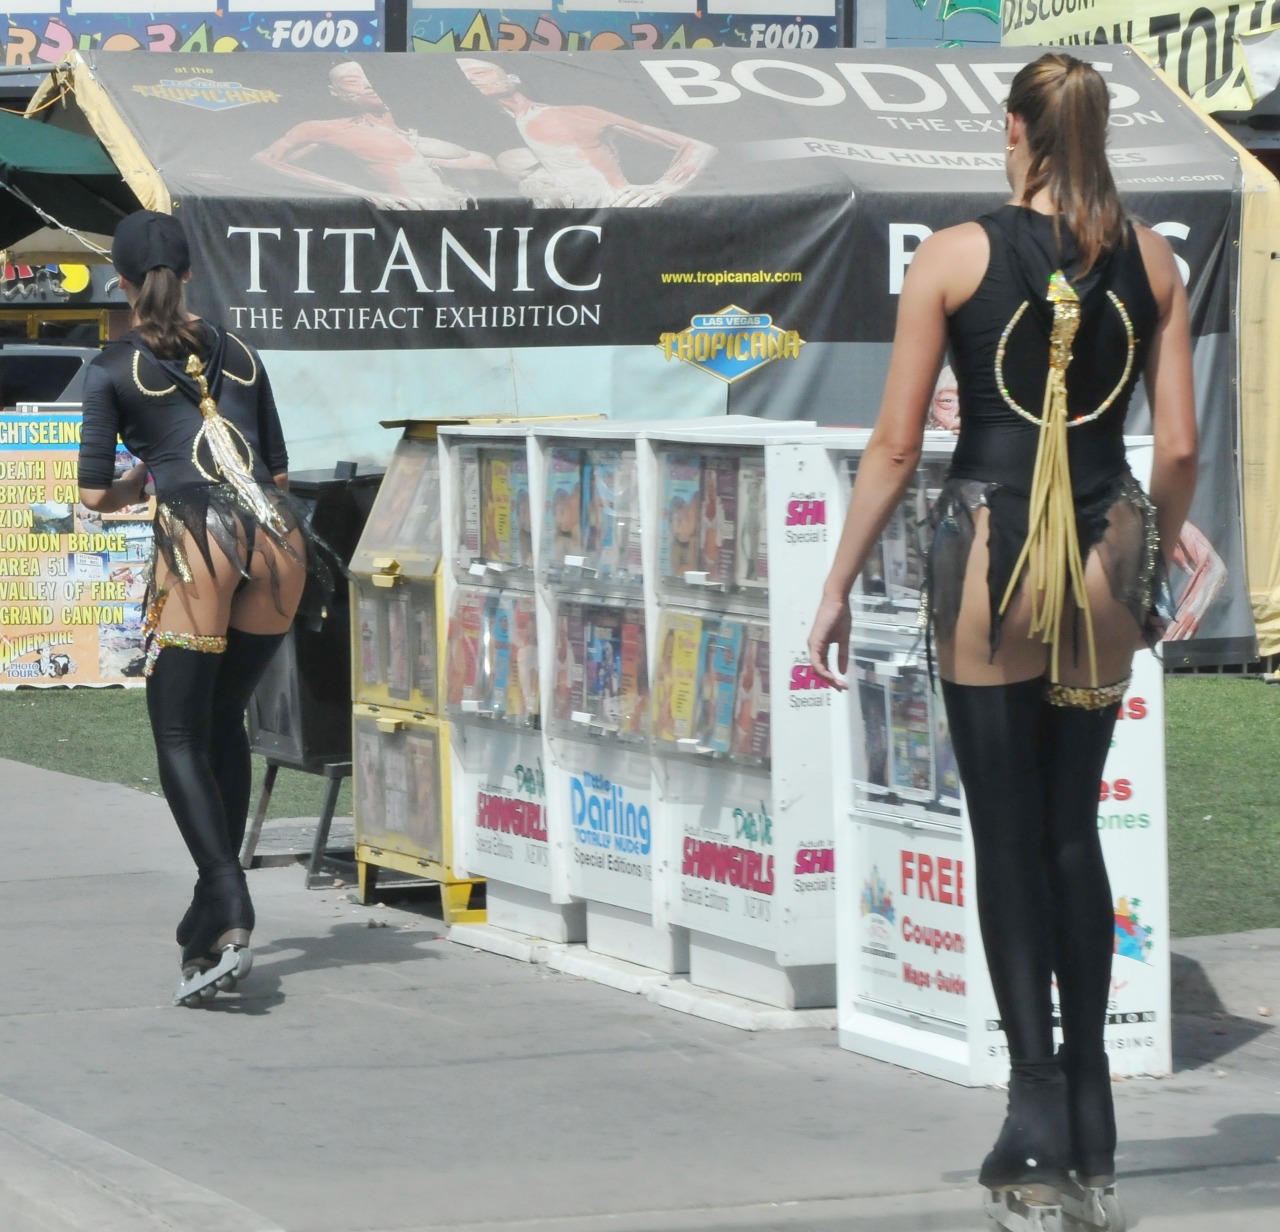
[0,112,140,252]
[0,111,118,177]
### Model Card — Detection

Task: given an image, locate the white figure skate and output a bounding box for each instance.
[173,931,253,1007]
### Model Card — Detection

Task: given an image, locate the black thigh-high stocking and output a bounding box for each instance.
[211,629,287,857]
[940,677,1056,1064]
[1042,694,1124,1178]
[942,677,1070,1187]
[147,645,233,874]
[149,645,256,961]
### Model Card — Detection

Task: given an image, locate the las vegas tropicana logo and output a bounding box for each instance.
[132,81,281,111]
[658,305,804,385]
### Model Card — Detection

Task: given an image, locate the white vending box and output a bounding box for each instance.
[438,422,583,943]
[531,421,680,972]
[641,423,857,1009]
[832,434,1172,1085]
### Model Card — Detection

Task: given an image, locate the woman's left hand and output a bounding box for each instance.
[808,592,852,690]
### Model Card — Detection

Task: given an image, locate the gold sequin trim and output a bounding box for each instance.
[222,333,259,387]
[1044,677,1130,709]
[145,630,227,676]
[994,290,1135,427]
[132,351,177,397]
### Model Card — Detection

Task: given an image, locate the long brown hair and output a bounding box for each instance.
[1007,54,1126,274]
[132,267,204,360]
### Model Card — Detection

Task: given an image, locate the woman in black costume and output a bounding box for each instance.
[809,55,1197,1231]
[78,210,331,1007]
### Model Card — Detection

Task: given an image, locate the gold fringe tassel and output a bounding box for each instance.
[186,353,288,538]
[997,272,1098,687]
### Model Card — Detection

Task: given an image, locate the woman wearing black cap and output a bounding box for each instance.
[78,209,331,1007]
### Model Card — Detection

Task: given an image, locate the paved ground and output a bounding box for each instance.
[0,759,1275,1231]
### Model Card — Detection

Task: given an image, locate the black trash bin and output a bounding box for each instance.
[247,464,383,769]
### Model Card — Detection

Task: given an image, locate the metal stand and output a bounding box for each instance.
[240,759,354,889]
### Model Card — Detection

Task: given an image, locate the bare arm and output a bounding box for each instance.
[807,227,980,686]
[80,461,147,514]
[1137,226,1198,568]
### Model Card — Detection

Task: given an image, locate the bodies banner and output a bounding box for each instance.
[0,412,150,687]
[56,48,1256,661]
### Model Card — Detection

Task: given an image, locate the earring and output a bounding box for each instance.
[1006,144,1017,153]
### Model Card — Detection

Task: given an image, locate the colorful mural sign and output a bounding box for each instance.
[0,3,386,63]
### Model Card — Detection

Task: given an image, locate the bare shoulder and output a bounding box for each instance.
[909,221,989,312]
[916,220,988,264]
[1131,223,1181,306]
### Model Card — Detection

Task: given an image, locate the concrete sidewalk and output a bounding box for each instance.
[0,759,1275,1232]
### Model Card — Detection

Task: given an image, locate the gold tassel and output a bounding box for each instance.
[185,354,287,537]
[997,272,1098,686]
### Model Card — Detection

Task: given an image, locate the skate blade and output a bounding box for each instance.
[173,944,252,1007]
[1062,1179,1124,1232]
[984,1185,1064,1232]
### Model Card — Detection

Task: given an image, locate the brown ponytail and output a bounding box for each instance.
[132,267,204,360]
[1007,54,1126,274]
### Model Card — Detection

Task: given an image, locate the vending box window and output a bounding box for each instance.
[348,422,483,924]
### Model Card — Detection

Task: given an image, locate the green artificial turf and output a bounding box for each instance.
[1163,675,1280,938]
[0,676,1275,937]
[0,686,351,824]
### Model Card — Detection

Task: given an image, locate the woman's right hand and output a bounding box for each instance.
[808,591,852,690]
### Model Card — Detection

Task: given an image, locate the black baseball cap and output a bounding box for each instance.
[111,210,190,285]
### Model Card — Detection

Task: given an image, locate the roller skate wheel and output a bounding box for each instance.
[198,984,217,1001]
[215,974,238,992]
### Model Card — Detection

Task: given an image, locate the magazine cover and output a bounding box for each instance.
[382,740,411,838]
[552,601,587,722]
[542,446,583,569]
[616,450,642,581]
[508,592,539,722]
[480,450,514,564]
[701,454,738,586]
[357,591,383,689]
[654,611,703,742]
[692,619,721,747]
[445,588,486,708]
[860,536,889,601]
[880,507,910,601]
[856,672,890,788]
[365,447,426,550]
[584,605,624,727]
[890,667,934,796]
[510,453,533,569]
[398,452,442,559]
[583,449,624,578]
[933,695,961,807]
[386,591,412,701]
[483,591,513,715]
[731,621,771,762]
[735,459,768,589]
[406,731,443,861]
[707,618,746,753]
[456,445,482,565]
[619,607,649,737]
[411,585,437,703]
[659,452,703,582]
[355,727,383,835]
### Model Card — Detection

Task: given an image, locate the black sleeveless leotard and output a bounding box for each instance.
[928,206,1166,658]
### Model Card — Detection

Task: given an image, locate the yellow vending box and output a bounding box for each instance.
[348,422,483,924]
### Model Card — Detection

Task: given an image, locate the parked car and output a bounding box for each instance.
[0,343,100,408]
